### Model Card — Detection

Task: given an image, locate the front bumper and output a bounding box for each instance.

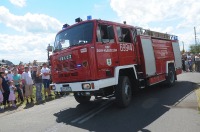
[51,77,116,92]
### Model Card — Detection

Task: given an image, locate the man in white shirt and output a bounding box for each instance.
[21,66,33,104]
[41,63,51,98]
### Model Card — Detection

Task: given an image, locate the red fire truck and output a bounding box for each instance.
[50,18,182,107]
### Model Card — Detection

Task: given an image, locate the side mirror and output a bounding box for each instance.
[118,36,123,42]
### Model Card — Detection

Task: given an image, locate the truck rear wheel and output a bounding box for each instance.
[166,67,175,87]
[74,93,91,104]
[115,76,132,108]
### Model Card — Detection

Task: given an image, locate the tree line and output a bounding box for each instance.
[189,44,200,54]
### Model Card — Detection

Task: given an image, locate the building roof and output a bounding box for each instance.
[0,60,14,66]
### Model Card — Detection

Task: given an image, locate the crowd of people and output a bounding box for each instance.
[182,52,200,72]
[0,62,51,110]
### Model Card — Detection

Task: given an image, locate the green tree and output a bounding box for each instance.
[189,44,200,54]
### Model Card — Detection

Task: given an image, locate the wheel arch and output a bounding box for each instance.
[114,65,138,84]
[166,61,175,74]
[166,61,177,80]
[114,65,138,90]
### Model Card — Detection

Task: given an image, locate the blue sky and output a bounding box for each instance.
[0,0,200,64]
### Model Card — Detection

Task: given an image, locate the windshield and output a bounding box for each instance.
[54,22,94,50]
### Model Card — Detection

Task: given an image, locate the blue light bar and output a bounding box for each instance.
[87,15,92,20]
[77,64,82,67]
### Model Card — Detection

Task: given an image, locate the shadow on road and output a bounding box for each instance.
[54,81,198,132]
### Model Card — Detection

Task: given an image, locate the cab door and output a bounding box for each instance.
[95,23,119,78]
[116,26,136,65]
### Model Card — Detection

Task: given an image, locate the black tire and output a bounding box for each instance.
[115,76,132,108]
[60,92,65,96]
[74,93,91,104]
[166,67,175,87]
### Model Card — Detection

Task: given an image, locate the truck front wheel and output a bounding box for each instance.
[74,93,91,104]
[115,76,132,108]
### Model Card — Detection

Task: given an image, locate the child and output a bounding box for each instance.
[7,70,13,81]
[0,87,3,110]
[8,81,16,107]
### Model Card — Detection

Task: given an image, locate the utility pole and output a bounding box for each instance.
[47,44,53,65]
[182,41,185,53]
[194,26,197,45]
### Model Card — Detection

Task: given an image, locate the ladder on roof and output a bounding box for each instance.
[135,27,178,41]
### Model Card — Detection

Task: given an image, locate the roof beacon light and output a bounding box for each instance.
[75,17,82,23]
[62,23,69,29]
[87,15,92,20]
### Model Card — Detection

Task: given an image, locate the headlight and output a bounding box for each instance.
[52,86,56,90]
[82,83,91,90]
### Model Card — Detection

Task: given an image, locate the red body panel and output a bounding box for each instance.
[152,39,174,74]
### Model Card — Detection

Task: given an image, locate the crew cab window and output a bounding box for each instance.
[132,28,137,43]
[116,26,132,43]
[96,24,115,43]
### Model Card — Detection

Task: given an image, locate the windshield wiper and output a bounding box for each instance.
[69,43,83,47]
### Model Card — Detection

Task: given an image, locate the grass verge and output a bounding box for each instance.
[15,86,56,107]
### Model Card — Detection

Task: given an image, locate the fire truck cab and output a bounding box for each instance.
[50,19,182,107]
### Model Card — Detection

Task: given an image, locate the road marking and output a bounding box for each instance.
[78,102,113,124]
[71,98,114,124]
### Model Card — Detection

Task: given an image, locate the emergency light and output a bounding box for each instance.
[75,17,82,23]
[62,23,69,29]
[87,15,92,20]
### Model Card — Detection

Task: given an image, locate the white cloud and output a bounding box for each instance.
[110,0,190,25]
[0,6,63,64]
[110,0,200,49]
[0,33,55,64]
[0,6,62,33]
[9,0,26,7]
[94,4,107,11]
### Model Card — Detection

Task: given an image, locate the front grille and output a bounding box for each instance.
[56,60,77,71]
[69,61,76,70]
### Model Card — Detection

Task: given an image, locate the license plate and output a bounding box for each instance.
[61,86,71,91]
[52,86,56,90]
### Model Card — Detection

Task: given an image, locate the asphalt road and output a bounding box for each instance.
[0,72,200,132]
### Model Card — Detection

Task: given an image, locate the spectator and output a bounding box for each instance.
[196,53,200,72]
[182,56,186,71]
[1,66,6,73]
[18,63,24,75]
[32,66,43,103]
[0,71,10,109]
[8,81,16,107]
[191,54,195,72]
[7,70,13,81]
[21,67,34,104]
[184,57,189,72]
[33,60,37,66]
[188,58,192,72]
[0,81,3,110]
[13,69,24,103]
[41,63,51,98]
